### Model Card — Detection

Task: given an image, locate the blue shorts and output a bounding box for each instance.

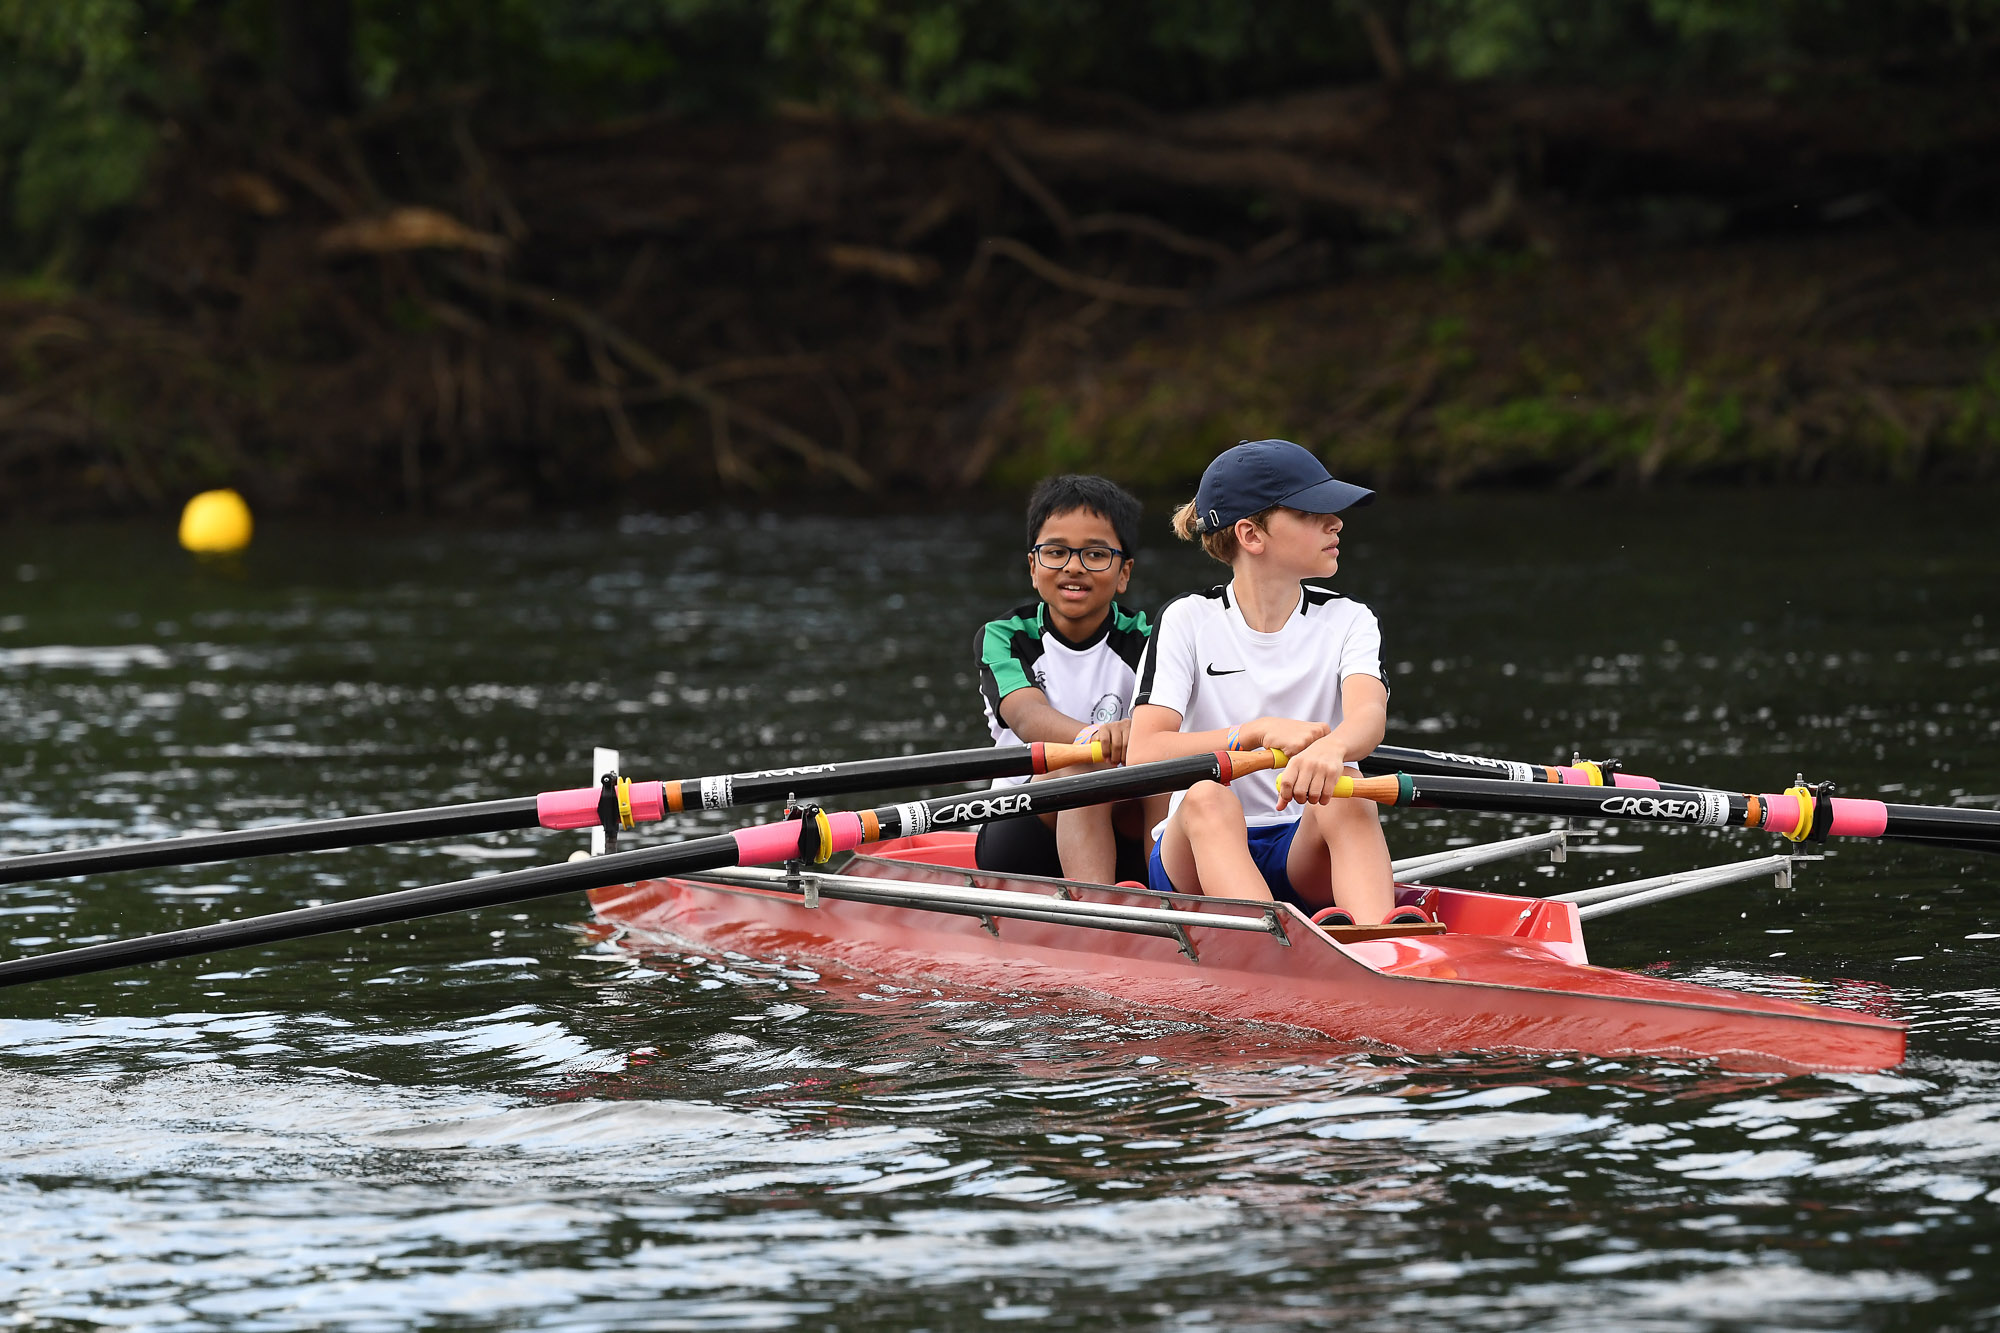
[1148,819,1315,912]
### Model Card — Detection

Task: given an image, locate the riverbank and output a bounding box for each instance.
[3,81,1996,516]
[978,228,2000,492]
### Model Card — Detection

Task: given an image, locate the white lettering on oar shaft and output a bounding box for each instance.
[927,792,1035,826]
[742,764,839,779]
[1598,792,1730,825]
[1423,750,1536,782]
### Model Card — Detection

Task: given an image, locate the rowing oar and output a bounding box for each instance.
[1360,744,1698,791]
[1319,771,2000,852]
[0,748,1279,990]
[0,740,1104,887]
[1357,744,1986,854]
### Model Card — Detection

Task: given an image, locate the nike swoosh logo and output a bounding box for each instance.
[1205,664,1246,676]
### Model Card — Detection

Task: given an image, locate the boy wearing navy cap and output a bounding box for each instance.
[1129,440,1412,925]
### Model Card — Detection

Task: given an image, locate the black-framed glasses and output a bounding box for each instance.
[1029,542,1127,572]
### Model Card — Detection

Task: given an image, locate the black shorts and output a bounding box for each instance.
[973,811,1152,886]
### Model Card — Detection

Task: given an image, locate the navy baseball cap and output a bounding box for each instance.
[1193,440,1374,534]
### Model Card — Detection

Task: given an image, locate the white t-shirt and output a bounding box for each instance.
[976,599,1152,787]
[1134,580,1384,826]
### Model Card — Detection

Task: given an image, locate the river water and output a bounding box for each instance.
[1,490,1995,1330]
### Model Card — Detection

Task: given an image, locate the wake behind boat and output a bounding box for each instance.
[589,829,1907,1075]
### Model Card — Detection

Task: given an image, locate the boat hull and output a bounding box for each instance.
[588,833,1905,1073]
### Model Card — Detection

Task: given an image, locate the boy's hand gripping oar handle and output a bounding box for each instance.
[0,740,1104,887]
[0,748,1272,990]
[1326,772,2000,850]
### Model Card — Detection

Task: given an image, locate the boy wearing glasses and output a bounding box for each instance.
[974,475,1155,884]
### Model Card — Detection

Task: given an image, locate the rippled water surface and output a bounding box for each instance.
[2,491,1996,1330]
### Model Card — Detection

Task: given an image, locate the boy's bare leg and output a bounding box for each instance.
[1120,793,1171,847]
[1056,803,1116,884]
[1157,781,1272,901]
[1289,768,1394,921]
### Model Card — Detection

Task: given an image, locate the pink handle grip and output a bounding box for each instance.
[1830,798,1889,837]
[629,781,665,824]
[536,781,667,830]
[537,786,600,830]
[1760,793,1801,835]
[824,808,864,852]
[1610,773,1661,790]
[1554,766,1592,785]
[729,812,870,866]
[732,820,804,864]
[1756,795,1888,839]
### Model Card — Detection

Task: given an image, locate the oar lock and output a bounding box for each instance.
[595,772,639,852]
[1569,754,1623,786]
[1783,776,1839,848]
[780,795,839,908]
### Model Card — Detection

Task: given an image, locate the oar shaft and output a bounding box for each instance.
[0,798,541,887]
[1360,744,1701,792]
[1879,803,2000,842]
[1334,772,2000,849]
[0,741,1101,886]
[651,742,1100,815]
[0,749,1272,990]
[0,830,746,988]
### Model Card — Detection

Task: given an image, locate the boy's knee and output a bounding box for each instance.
[1179,781,1242,828]
[1314,795,1381,830]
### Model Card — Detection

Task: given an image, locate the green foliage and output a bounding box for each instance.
[2,0,1996,273]
[1409,0,2000,82]
[0,0,157,257]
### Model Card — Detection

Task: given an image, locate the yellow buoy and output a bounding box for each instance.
[178,489,254,553]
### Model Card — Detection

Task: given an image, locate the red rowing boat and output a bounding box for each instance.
[588,831,1906,1073]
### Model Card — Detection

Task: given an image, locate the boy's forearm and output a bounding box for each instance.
[1129,711,1244,765]
[1000,692,1088,744]
[1328,707,1387,765]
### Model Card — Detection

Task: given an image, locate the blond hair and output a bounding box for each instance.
[1170,499,1280,565]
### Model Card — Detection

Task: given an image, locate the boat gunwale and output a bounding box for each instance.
[632,858,1906,1037]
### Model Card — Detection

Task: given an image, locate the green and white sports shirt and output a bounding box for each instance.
[975,599,1152,785]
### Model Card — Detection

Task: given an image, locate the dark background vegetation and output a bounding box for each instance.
[2,0,1997,514]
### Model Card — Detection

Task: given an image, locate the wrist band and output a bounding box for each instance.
[1225,726,1240,752]
[1074,726,1097,744]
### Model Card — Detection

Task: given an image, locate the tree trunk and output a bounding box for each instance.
[278,0,356,114]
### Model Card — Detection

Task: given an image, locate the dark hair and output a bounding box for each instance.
[1025,475,1143,554]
